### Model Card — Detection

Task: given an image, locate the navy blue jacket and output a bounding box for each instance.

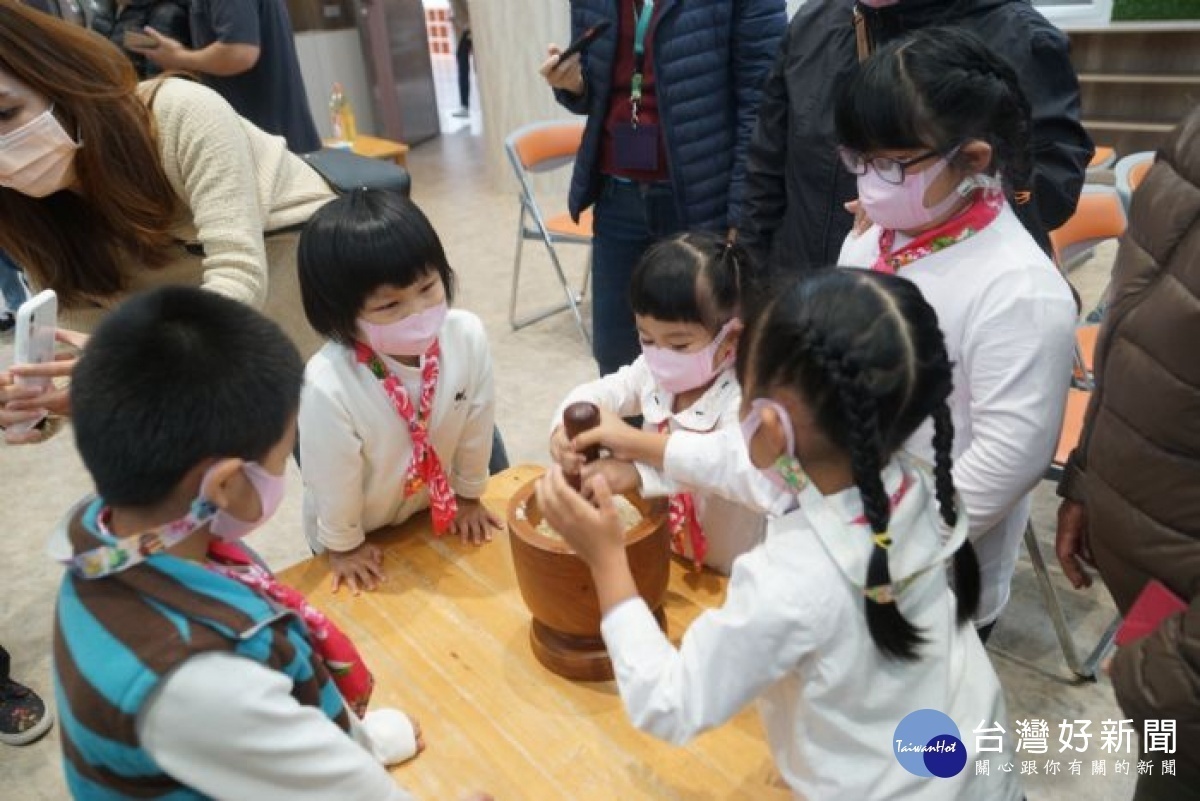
[555,0,785,230]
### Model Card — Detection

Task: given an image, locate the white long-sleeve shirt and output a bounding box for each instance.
[601,457,1022,800]
[138,652,414,801]
[300,310,495,552]
[838,204,1076,625]
[557,359,767,573]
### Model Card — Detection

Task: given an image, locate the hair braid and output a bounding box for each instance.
[815,336,926,661]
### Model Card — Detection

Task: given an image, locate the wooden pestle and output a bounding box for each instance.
[562,401,602,492]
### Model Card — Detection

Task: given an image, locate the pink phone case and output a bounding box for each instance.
[1114,579,1188,648]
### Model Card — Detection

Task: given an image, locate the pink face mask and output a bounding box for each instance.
[857,157,971,232]
[642,319,738,395]
[358,301,448,357]
[0,106,81,198]
[740,398,808,494]
[204,461,288,541]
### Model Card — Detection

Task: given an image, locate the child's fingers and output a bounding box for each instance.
[330,572,344,594]
[584,472,615,514]
[54,328,90,350]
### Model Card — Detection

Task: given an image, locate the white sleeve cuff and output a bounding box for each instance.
[634,462,676,498]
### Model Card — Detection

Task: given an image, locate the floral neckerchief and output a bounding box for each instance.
[872,188,1004,274]
[205,541,375,717]
[354,340,457,533]
[658,420,706,570]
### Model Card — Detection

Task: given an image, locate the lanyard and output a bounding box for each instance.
[630,0,655,125]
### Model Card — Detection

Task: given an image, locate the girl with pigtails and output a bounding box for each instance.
[538,269,1021,800]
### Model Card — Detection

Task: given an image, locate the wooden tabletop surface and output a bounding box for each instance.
[278,465,787,800]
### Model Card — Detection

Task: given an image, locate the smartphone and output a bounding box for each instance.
[557,20,611,63]
[122,30,159,50]
[10,289,57,435]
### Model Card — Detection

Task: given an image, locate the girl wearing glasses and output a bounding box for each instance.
[836,27,1077,644]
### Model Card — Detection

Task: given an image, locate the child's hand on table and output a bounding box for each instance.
[580,458,641,496]
[537,467,638,613]
[450,496,500,545]
[328,542,385,594]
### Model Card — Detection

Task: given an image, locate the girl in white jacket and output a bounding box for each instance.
[550,232,777,574]
[834,27,1077,639]
[297,190,497,594]
[538,269,1020,800]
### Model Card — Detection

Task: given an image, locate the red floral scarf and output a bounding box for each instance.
[872,188,1004,274]
[355,340,458,533]
[658,420,707,570]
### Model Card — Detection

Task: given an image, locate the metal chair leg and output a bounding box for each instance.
[1024,520,1118,679]
[508,206,527,330]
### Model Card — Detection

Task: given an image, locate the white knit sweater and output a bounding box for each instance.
[57,78,333,331]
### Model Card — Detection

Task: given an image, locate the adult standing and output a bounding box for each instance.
[740,0,1093,275]
[540,0,785,376]
[1056,106,1200,800]
[0,2,333,440]
[88,0,193,79]
[450,0,472,118]
[128,0,322,153]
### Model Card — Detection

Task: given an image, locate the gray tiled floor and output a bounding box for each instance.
[0,132,1135,799]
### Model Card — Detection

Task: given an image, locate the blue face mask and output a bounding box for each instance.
[739,398,809,494]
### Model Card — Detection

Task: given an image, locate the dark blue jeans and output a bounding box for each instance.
[0,251,28,313]
[591,178,682,376]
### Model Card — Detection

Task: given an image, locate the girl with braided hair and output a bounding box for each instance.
[550,232,783,574]
[836,26,1077,641]
[538,269,1020,800]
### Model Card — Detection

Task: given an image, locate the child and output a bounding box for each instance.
[550,233,779,574]
[50,287,421,799]
[298,190,498,594]
[539,269,1020,799]
[834,27,1077,640]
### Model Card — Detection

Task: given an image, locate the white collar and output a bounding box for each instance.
[641,367,739,433]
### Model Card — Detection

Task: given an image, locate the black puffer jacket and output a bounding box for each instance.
[87,0,191,79]
[740,0,1093,275]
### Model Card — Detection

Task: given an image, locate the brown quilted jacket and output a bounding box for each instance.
[1059,105,1200,776]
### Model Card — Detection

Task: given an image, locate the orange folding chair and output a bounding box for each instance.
[505,121,593,343]
[1088,145,1117,170]
[1114,151,1155,211]
[1022,388,1121,679]
[1049,185,1128,389]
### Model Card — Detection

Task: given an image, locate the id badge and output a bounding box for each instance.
[613,122,659,172]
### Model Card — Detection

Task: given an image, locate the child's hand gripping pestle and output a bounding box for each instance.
[562,401,602,492]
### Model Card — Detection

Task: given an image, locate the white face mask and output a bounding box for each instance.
[0,105,81,198]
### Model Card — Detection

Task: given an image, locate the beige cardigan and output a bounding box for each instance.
[56,78,334,343]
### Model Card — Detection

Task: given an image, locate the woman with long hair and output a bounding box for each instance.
[0,0,334,439]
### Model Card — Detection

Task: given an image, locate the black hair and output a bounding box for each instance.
[70,286,304,508]
[298,189,456,346]
[738,270,980,660]
[834,26,1033,195]
[629,232,748,333]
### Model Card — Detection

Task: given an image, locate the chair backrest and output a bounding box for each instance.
[1050,185,1127,266]
[1113,151,1155,211]
[505,121,585,175]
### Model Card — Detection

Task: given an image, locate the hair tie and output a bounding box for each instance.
[872,531,893,550]
[864,583,896,605]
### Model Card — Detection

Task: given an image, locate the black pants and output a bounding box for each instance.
[0,644,9,683]
[456,31,472,109]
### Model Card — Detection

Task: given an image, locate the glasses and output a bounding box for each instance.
[838,145,960,185]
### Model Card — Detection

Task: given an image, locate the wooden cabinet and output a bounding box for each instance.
[1067,25,1200,154]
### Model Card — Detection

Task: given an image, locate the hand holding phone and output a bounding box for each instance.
[8,290,57,436]
[557,20,611,63]
[123,29,159,50]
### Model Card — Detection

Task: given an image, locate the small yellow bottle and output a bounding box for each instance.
[329,82,358,144]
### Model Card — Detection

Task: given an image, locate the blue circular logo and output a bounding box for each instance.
[893,709,968,778]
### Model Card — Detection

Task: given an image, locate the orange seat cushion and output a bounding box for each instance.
[1128,159,1152,192]
[1089,146,1116,168]
[1075,325,1099,378]
[1055,388,1092,467]
[545,209,593,240]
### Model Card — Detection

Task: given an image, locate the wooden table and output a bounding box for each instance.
[323,134,410,167]
[279,466,787,800]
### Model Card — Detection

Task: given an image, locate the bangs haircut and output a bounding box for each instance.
[629,232,741,332]
[835,40,935,156]
[298,189,456,346]
[70,286,304,508]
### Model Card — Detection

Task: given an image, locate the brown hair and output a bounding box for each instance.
[0,1,180,307]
